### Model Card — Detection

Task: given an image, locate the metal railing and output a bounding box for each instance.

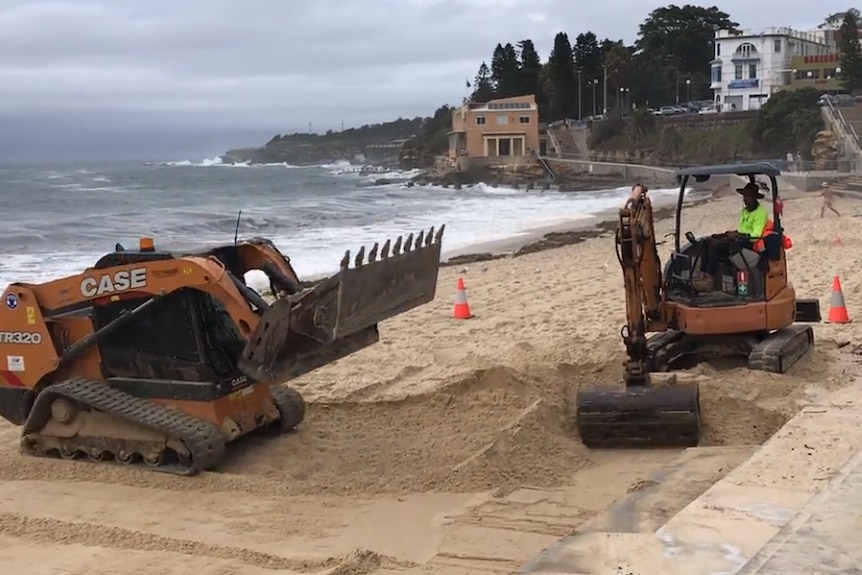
[823,97,862,144]
[783,158,858,173]
[534,149,557,181]
[543,152,857,174]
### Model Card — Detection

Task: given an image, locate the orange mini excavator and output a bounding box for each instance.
[0,226,445,475]
[575,163,821,449]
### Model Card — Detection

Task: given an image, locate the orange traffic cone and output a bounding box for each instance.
[453,277,473,319]
[827,275,852,323]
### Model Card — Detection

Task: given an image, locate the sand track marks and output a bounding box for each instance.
[0,511,416,573]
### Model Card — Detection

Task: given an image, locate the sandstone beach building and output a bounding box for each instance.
[448,94,541,167]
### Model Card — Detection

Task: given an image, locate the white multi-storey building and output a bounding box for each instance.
[710,27,833,111]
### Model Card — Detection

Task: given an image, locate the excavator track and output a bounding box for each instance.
[748,324,814,374]
[268,384,306,433]
[20,377,226,476]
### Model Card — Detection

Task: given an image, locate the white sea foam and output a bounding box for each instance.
[1,183,685,292]
[0,161,689,292]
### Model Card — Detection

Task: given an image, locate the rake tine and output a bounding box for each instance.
[354,245,365,267]
[381,239,391,259]
[368,242,379,262]
[393,235,403,255]
[340,250,350,269]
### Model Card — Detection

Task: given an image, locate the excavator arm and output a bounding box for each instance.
[616,192,665,387]
[575,188,700,449]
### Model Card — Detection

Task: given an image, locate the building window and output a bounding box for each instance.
[734,64,743,80]
[519,115,530,124]
[735,42,757,58]
[711,66,722,83]
[748,64,757,79]
[475,116,486,125]
[496,114,508,125]
[774,39,782,53]
[716,43,721,56]
[488,102,532,110]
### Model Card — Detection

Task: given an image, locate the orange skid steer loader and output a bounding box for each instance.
[0,227,445,475]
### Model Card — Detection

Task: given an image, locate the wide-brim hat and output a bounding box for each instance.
[736,182,764,199]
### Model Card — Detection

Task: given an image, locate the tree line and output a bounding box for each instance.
[837,9,862,92]
[468,5,862,122]
[468,4,739,122]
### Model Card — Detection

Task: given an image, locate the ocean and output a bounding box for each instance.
[0,157,683,290]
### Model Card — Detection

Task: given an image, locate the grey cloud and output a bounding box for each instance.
[0,0,847,160]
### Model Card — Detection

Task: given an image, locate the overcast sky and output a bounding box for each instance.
[0,0,845,161]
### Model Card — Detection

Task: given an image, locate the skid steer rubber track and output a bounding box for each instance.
[269,384,306,433]
[748,324,814,374]
[20,377,226,476]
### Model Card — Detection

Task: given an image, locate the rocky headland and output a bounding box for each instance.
[220,117,425,166]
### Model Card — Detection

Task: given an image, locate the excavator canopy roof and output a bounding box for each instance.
[675,162,781,180]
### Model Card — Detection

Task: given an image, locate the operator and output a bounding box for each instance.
[692,182,768,291]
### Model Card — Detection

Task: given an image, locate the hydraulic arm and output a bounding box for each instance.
[574,187,700,449]
[616,193,664,387]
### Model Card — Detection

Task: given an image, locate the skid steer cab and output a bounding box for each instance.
[0,226,445,476]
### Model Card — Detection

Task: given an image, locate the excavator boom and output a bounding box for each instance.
[575,189,701,448]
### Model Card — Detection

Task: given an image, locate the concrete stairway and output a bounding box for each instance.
[520,377,862,575]
[546,128,562,157]
[826,175,862,199]
[837,104,862,137]
[534,150,557,181]
[548,126,581,157]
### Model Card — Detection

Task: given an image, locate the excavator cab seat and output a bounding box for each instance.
[666,229,782,302]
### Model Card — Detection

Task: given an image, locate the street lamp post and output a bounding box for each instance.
[602,64,608,115]
[618,87,630,113]
[592,79,598,118]
[577,71,583,121]
[685,78,692,103]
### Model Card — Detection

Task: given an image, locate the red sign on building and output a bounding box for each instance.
[803,54,839,64]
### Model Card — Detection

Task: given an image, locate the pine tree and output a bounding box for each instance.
[517,39,542,96]
[471,62,495,102]
[491,43,521,98]
[547,32,576,120]
[838,12,862,93]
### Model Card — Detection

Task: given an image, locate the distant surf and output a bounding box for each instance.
[0,159,685,290]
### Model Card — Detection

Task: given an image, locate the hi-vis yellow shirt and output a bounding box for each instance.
[737,204,768,239]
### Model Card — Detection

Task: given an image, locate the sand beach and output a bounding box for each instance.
[0,184,860,575]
